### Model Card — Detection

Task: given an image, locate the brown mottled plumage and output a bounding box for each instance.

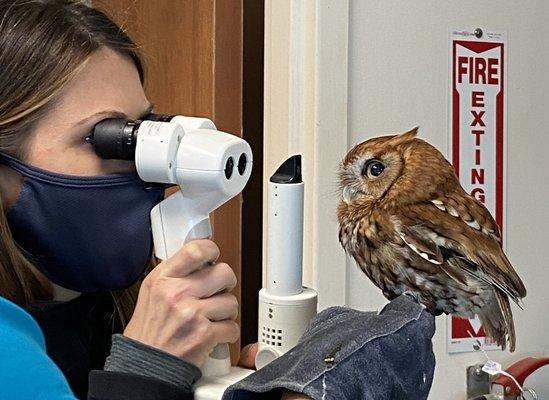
[337,127,526,351]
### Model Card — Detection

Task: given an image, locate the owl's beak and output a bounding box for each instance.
[342,186,357,205]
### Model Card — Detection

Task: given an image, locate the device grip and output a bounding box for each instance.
[150,190,231,377]
[151,190,212,260]
[185,219,232,378]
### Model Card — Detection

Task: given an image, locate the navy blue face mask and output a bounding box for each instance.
[0,152,165,292]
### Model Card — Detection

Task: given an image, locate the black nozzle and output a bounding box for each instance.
[89,118,139,160]
[270,155,302,184]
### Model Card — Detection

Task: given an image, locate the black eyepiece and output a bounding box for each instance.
[89,118,140,160]
[143,113,175,123]
[225,157,234,179]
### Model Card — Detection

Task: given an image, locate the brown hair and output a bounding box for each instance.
[0,0,147,325]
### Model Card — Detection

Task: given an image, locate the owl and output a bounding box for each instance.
[337,127,526,351]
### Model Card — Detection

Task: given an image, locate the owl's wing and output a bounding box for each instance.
[394,200,526,304]
[430,195,502,243]
[397,223,469,286]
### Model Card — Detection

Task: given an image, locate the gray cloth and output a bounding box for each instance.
[223,295,436,400]
[104,334,202,391]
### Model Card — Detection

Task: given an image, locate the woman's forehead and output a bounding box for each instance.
[48,47,149,124]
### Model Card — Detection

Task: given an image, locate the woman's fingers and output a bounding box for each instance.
[125,238,241,366]
[184,262,237,298]
[238,343,258,369]
[199,292,239,321]
[161,239,220,278]
[211,320,240,344]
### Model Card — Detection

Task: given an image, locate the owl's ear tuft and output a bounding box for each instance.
[389,126,419,146]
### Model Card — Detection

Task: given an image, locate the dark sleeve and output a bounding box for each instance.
[88,370,193,400]
[222,294,436,400]
[88,334,201,400]
[104,334,201,389]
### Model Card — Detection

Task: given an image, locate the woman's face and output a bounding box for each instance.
[0,47,152,209]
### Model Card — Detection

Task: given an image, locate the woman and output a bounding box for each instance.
[0,0,238,398]
[0,1,436,399]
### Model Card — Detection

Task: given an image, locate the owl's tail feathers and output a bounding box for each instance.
[479,291,516,352]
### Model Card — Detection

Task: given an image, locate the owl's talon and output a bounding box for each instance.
[402,291,422,305]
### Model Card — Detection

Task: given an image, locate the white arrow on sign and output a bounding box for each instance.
[469,316,483,336]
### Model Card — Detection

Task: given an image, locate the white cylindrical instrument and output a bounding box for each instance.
[255,155,318,370]
[266,177,304,296]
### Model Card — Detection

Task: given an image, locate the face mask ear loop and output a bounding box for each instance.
[0,151,23,169]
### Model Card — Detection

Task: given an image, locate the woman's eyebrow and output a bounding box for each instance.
[74,103,154,127]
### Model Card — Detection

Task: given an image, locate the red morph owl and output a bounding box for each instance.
[337,127,526,351]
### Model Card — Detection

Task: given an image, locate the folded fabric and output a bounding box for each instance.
[223,295,436,400]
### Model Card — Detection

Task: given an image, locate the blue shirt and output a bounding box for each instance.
[0,296,76,399]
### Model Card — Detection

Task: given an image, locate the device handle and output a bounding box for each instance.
[150,190,231,378]
[184,217,232,379]
[151,190,212,260]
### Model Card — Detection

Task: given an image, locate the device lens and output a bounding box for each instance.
[225,157,234,179]
[238,153,247,175]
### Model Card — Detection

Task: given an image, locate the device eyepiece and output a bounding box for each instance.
[225,157,234,179]
[143,113,175,122]
[90,118,140,160]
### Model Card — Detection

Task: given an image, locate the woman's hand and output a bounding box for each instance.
[124,239,240,367]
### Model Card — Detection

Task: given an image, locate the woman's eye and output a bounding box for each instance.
[363,161,385,177]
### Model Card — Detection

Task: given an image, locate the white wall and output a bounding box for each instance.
[347,1,549,398]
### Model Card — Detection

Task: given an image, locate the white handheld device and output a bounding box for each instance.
[135,116,252,379]
[91,115,255,391]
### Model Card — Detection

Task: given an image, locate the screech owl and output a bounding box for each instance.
[337,127,526,351]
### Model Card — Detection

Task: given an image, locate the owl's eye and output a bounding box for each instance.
[363,160,385,178]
